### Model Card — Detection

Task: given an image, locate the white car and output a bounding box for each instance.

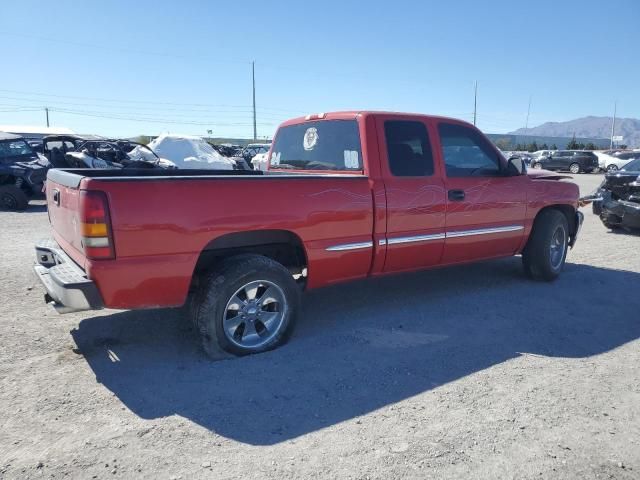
[595,151,640,172]
[134,134,235,170]
[251,151,270,171]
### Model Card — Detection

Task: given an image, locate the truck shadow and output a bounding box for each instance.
[71,258,640,445]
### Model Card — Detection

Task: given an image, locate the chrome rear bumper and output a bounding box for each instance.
[33,238,104,313]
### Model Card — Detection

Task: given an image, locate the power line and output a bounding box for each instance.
[0,100,291,122]
[0,88,306,115]
[45,107,278,127]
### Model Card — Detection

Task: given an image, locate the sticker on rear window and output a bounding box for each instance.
[303,127,319,151]
[343,150,359,168]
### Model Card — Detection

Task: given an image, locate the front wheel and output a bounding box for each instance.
[569,163,581,174]
[607,164,618,173]
[532,162,543,170]
[522,209,569,281]
[0,185,29,210]
[192,254,300,357]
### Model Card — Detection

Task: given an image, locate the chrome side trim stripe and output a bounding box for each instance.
[387,233,445,245]
[446,225,524,238]
[326,241,373,252]
[326,225,523,252]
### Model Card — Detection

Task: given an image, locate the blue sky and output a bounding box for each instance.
[1,0,638,138]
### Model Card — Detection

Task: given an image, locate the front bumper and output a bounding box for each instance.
[33,238,104,314]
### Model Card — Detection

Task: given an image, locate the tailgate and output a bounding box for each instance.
[46,175,86,267]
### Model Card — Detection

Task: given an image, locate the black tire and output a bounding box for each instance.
[522,209,569,281]
[192,254,300,357]
[607,164,618,173]
[569,163,581,174]
[0,185,29,211]
[532,162,543,170]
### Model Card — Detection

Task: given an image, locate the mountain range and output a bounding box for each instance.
[509,116,640,147]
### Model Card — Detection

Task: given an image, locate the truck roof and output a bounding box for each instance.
[279,111,475,128]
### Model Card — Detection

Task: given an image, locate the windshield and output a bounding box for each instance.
[0,139,33,159]
[121,143,160,163]
[270,120,362,171]
[622,158,640,171]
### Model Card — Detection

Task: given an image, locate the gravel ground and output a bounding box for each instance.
[1,174,638,479]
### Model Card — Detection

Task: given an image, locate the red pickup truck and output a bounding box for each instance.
[34,111,583,357]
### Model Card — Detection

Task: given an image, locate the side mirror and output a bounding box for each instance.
[507,156,527,175]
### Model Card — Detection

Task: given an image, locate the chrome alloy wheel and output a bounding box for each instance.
[549,225,567,270]
[222,280,287,349]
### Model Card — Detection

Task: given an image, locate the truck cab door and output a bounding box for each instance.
[436,122,527,264]
[375,116,446,273]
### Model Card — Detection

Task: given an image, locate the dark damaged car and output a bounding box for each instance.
[0,132,49,210]
[590,158,640,230]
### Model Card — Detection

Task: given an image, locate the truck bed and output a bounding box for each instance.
[45,168,375,308]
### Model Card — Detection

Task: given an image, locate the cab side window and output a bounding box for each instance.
[384,120,434,177]
[438,123,502,177]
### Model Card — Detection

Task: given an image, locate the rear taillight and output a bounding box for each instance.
[80,191,114,259]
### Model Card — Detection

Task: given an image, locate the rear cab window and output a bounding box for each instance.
[269,120,362,172]
[384,120,434,176]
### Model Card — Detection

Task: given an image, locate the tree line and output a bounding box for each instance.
[493,134,603,152]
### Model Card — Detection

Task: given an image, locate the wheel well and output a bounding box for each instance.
[0,174,17,185]
[534,205,577,236]
[191,230,308,290]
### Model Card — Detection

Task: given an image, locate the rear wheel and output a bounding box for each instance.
[192,254,300,358]
[532,162,543,170]
[0,185,29,211]
[522,209,569,281]
[607,164,618,173]
[569,163,581,174]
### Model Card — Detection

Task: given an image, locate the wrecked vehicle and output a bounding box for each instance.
[42,135,101,167]
[67,139,176,169]
[42,135,175,170]
[210,143,242,158]
[0,132,49,210]
[590,158,640,230]
[231,143,271,170]
[139,134,235,170]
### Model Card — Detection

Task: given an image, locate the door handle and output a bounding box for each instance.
[52,189,60,206]
[448,189,465,201]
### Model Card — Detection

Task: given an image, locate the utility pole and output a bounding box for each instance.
[45,107,50,127]
[252,61,257,141]
[609,101,617,149]
[473,81,478,126]
[525,96,532,130]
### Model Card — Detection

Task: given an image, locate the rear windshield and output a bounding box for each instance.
[270,120,362,171]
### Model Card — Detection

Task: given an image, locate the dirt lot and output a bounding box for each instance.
[1,174,638,479]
